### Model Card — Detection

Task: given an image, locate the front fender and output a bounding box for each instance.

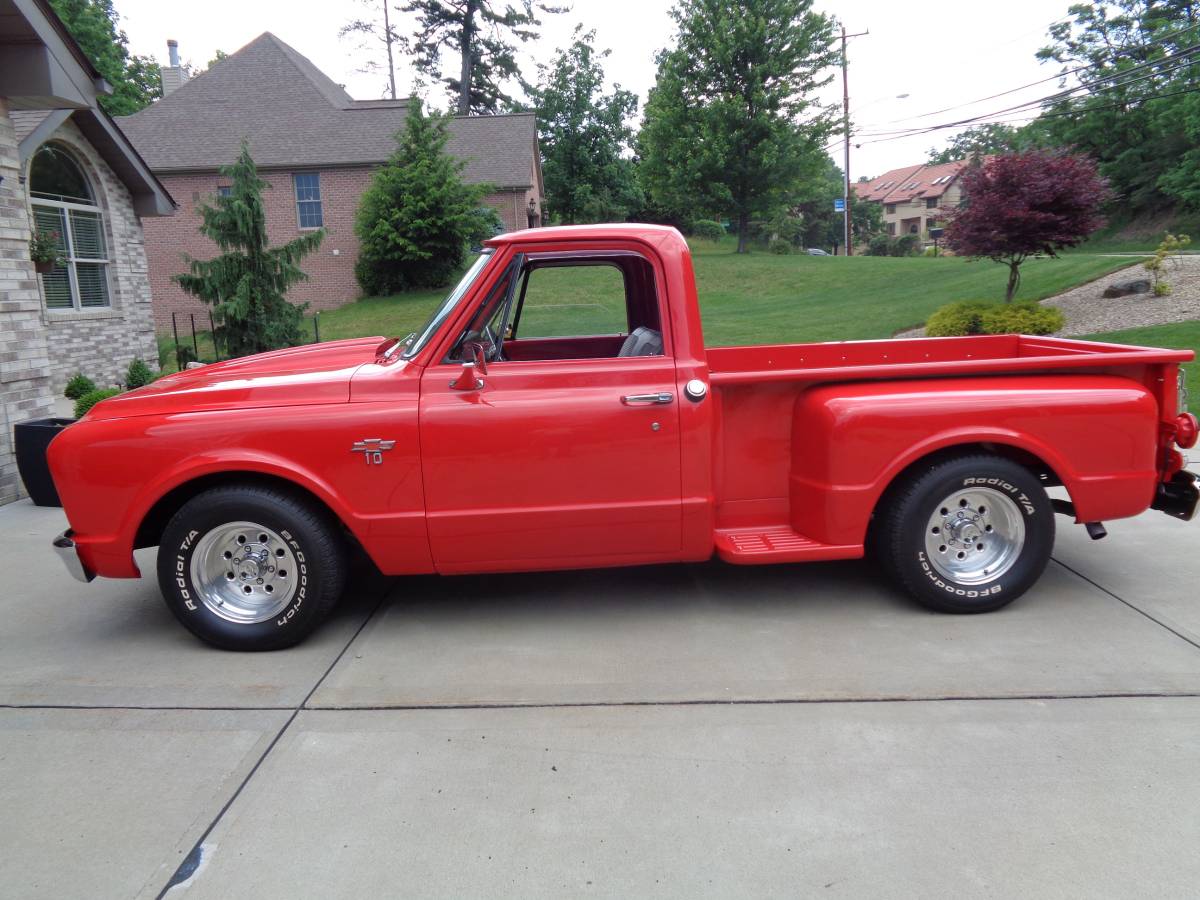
[789,375,1159,546]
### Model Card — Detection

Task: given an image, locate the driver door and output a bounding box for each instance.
[417,248,683,573]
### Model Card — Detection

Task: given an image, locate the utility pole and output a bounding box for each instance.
[382,0,397,100]
[841,25,868,256]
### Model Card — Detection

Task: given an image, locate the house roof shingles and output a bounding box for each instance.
[852,159,970,205]
[116,32,537,189]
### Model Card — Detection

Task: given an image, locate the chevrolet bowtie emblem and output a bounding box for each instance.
[350,438,396,466]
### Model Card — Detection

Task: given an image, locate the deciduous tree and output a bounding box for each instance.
[945,151,1109,302]
[532,28,640,224]
[638,0,838,253]
[49,0,161,116]
[355,104,490,294]
[175,142,322,356]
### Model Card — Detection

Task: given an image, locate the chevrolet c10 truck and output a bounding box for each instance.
[49,225,1199,650]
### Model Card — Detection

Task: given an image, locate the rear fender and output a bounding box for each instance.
[789,375,1160,546]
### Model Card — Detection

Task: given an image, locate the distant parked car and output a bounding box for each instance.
[806,248,830,256]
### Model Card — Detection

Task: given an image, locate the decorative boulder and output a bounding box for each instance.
[1102,278,1152,298]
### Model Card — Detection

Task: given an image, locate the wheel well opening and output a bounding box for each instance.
[134,472,345,550]
[870,442,1068,535]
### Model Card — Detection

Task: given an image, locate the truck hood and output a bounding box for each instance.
[85,337,388,421]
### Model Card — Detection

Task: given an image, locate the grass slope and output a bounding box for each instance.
[1082,320,1200,414]
[316,240,1133,348]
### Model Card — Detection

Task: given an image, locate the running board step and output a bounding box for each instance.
[713,526,862,565]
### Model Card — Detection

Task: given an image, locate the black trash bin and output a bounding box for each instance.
[14,417,73,507]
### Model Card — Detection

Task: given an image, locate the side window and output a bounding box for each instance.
[515,264,629,338]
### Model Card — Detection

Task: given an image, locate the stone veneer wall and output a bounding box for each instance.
[144,165,534,333]
[31,120,158,391]
[0,98,55,505]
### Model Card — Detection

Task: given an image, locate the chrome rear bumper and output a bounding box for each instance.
[53,530,95,583]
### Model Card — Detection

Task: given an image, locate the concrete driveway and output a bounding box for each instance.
[2,500,1198,899]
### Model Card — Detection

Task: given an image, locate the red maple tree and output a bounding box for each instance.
[945,150,1109,301]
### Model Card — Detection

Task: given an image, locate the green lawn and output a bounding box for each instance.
[316,240,1135,347]
[1081,320,1200,414]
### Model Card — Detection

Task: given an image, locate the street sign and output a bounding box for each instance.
[834,198,846,212]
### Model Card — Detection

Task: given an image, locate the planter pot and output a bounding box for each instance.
[34,259,55,275]
[14,417,74,507]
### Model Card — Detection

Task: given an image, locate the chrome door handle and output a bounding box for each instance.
[621,392,674,406]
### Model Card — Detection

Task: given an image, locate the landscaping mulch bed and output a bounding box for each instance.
[1042,255,1200,335]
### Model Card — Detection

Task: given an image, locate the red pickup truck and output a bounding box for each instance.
[49,225,1199,650]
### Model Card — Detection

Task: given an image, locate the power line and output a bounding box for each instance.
[853,44,1200,141]
[852,83,1200,148]
[873,19,1200,127]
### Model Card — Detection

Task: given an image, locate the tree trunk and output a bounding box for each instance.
[1005,261,1021,302]
[458,0,476,116]
[736,211,749,254]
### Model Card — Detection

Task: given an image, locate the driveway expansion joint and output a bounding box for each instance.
[155,581,392,899]
[1051,556,1200,653]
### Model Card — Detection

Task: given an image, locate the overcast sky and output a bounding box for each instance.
[116,0,1074,178]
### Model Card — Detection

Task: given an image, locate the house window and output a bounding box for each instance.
[926,197,937,209]
[218,186,232,197]
[293,173,323,229]
[887,222,897,236]
[29,143,110,311]
[885,203,896,214]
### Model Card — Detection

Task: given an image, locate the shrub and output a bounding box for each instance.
[690,219,726,243]
[74,388,120,419]
[866,234,892,256]
[125,358,155,389]
[981,301,1065,335]
[926,301,992,337]
[926,300,1065,337]
[890,234,921,257]
[1154,281,1172,296]
[768,237,792,255]
[64,373,96,400]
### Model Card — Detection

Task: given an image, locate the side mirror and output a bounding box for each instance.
[449,341,487,391]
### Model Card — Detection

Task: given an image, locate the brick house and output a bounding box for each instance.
[853,159,970,239]
[117,33,544,332]
[0,0,175,505]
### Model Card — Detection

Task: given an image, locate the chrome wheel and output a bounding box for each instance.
[189,521,298,624]
[924,487,1025,585]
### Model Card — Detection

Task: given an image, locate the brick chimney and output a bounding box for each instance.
[159,39,189,96]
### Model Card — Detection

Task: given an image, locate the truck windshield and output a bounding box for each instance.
[402,249,494,359]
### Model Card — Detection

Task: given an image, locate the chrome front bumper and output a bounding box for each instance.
[53,530,95,583]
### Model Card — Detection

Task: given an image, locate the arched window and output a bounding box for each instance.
[30,143,110,310]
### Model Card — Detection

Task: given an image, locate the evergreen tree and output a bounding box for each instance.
[355,104,490,294]
[174,142,322,356]
[49,0,161,116]
[638,0,839,252]
[403,0,564,114]
[532,28,641,224]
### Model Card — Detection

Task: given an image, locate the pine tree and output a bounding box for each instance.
[354,104,490,294]
[403,0,564,114]
[174,141,322,356]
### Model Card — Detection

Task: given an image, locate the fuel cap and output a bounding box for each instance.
[684,379,708,402]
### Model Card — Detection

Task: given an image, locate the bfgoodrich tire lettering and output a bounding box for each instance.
[157,485,346,650]
[877,454,1054,614]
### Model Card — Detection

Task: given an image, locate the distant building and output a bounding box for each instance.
[117,33,544,331]
[853,160,970,239]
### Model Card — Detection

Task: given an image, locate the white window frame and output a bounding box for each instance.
[293,172,323,230]
[31,196,113,312]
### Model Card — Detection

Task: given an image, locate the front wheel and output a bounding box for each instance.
[875,455,1055,613]
[156,485,346,650]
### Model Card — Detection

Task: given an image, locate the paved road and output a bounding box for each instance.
[2,500,1198,898]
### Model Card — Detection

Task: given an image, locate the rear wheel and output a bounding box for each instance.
[156,485,346,650]
[876,454,1054,613]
